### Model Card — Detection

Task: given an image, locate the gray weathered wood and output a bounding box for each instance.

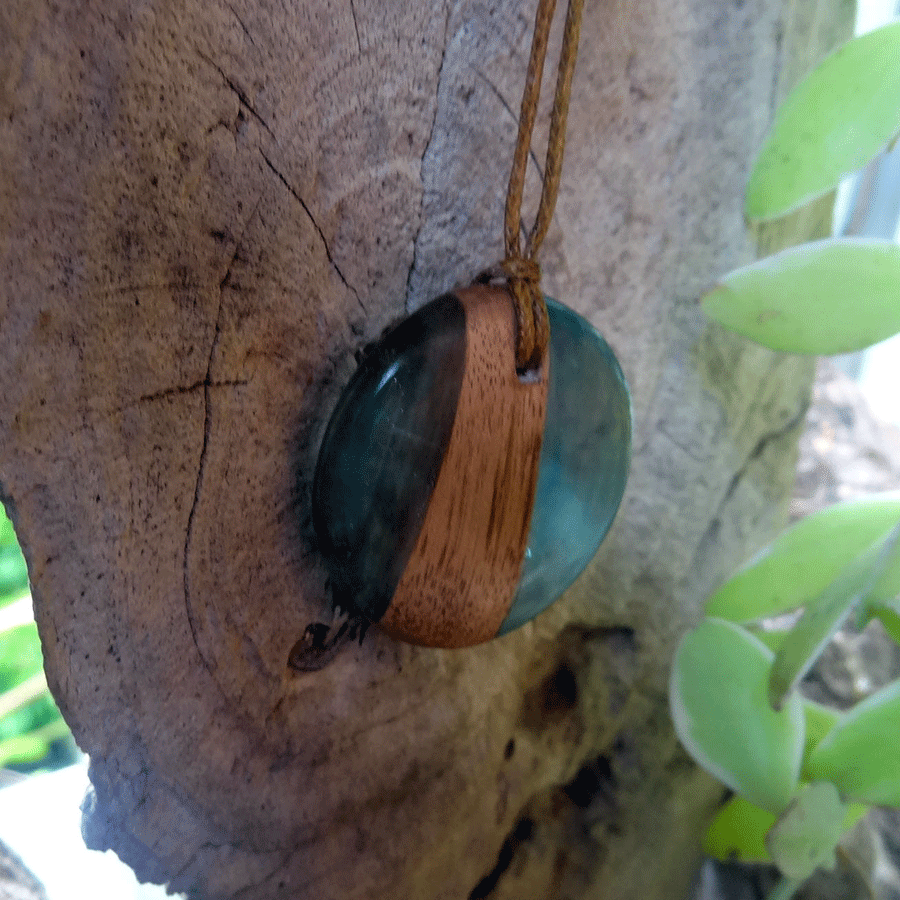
[0,0,852,897]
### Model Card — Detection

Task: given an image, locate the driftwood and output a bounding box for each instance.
[0,1,852,898]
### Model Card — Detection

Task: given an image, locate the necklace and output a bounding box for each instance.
[305,0,631,652]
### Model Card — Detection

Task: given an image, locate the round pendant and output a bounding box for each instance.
[312,284,631,648]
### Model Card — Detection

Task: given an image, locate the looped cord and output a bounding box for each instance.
[501,258,547,373]
[502,0,583,372]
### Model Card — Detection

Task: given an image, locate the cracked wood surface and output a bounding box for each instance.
[0,0,851,898]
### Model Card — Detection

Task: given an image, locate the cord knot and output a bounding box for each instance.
[502,257,548,374]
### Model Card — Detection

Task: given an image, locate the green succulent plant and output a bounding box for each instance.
[671,505,900,895]
[672,20,900,900]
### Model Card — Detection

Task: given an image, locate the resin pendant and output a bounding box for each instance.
[312,284,631,648]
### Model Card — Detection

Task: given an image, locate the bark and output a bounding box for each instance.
[0,1,852,898]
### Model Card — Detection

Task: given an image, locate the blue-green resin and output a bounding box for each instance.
[312,294,631,640]
[313,294,466,622]
[498,298,631,633]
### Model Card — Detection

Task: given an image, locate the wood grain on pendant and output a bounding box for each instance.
[379,285,548,647]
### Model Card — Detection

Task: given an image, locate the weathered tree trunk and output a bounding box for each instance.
[0,1,852,898]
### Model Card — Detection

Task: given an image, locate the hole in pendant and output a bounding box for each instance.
[516,363,543,384]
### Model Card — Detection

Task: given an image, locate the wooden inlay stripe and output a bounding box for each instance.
[379,284,548,647]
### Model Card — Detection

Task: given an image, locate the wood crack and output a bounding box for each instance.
[196,49,274,138]
[473,67,544,182]
[182,199,260,686]
[348,0,361,54]
[404,1,454,311]
[691,397,812,572]
[720,399,811,508]
[138,379,248,404]
[224,0,258,48]
[182,299,223,680]
[259,150,366,313]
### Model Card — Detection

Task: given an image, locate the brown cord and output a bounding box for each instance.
[503,0,584,372]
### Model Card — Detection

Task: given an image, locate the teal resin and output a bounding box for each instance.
[498,298,631,634]
[312,294,467,622]
[312,293,631,640]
